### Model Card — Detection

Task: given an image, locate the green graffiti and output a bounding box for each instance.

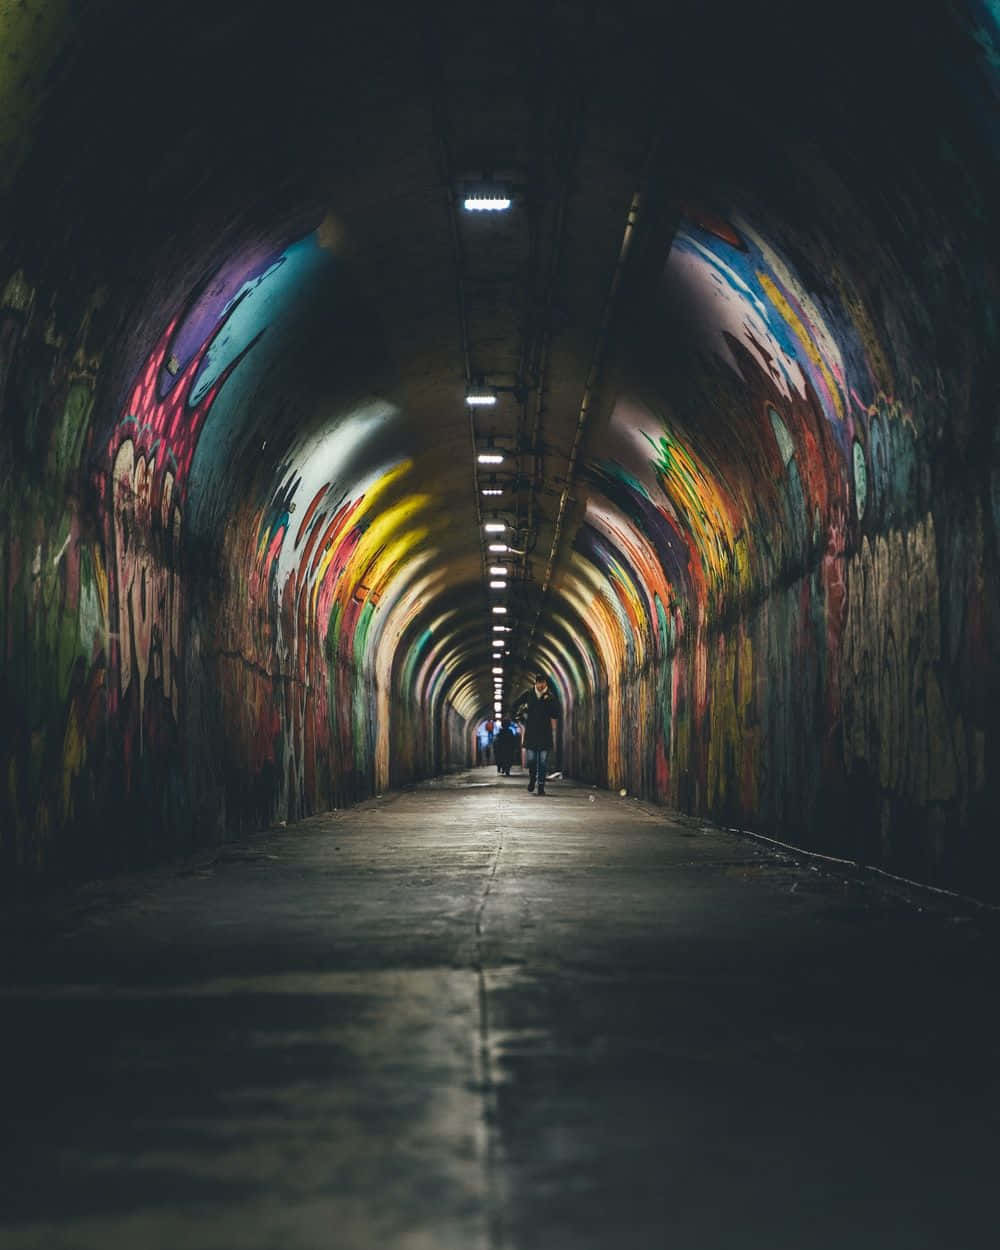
[768,405,795,466]
[852,439,867,520]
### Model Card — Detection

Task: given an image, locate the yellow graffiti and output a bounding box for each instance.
[757,271,844,420]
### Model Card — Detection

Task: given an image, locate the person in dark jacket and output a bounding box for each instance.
[513,674,561,795]
[493,719,517,776]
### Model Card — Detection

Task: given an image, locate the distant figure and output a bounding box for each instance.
[513,673,561,796]
[493,719,517,776]
[476,721,492,766]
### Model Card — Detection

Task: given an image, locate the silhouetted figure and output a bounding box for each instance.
[476,722,492,766]
[514,674,561,796]
[493,720,517,776]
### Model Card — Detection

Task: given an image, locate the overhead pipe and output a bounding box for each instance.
[532,134,660,630]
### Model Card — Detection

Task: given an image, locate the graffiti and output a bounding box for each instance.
[852,439,868,520]
[110,439,182,727]
[551,197,996,889]
[841,514,965,807]
[0,271,109,868]
[2,102,996,902]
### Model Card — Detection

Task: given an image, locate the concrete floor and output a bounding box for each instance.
[1,770,998,1249]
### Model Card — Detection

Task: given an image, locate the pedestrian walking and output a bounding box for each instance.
[513,674,561,795]
[493,719,517,776]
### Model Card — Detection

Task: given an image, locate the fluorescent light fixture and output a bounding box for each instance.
[483,522,506,533]
[466,390,497,406]
[492,625,506,632]
[464,196,512,212]
[489,580,507,589]
[477,453,504,465]
[492,667,503,674]
[488,566,507,576]
[492,606,507,614]
[481,488,503,496]
[488,543,508,552]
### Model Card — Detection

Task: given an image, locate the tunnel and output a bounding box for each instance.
[1,0,999,1245]
[2,0,998,892]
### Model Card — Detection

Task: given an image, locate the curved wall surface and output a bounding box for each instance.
[1,0,997,893]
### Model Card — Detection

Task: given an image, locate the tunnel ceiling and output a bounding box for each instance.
[3,0,998,861]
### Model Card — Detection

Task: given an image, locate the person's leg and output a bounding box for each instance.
[526,749,537,791]
[536,748,549,794]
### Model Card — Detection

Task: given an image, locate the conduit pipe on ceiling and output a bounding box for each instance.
[537,178,645,601]
[426,40,487,578]
[524,100,581,560]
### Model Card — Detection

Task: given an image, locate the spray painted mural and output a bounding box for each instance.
[557,201,997,890]
[1,226,470,876]
[2,0,995,895]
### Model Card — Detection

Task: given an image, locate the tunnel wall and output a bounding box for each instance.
[2,0,997,894]
[0,242,473,881]
[556,139,999,892]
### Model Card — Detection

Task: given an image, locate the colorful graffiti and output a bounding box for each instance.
[2,44,997,899]
[551,198,997,890]
[1,225,472,875]
[0,269,110,870]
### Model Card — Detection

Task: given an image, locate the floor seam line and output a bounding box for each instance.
[473,788,505,1250]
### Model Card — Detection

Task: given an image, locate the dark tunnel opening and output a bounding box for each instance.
[1,0,998,898]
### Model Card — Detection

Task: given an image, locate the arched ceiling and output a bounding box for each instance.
[2,0,996,762]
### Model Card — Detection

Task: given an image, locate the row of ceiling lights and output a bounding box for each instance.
[474,420,513,718]
[462,186,517,719]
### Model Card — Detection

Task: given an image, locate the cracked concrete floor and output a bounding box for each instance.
[1,771,998,1249]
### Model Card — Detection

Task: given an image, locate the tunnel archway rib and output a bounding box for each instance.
[1,1,997,894]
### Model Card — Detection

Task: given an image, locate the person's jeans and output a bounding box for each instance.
[526,748,548,789]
